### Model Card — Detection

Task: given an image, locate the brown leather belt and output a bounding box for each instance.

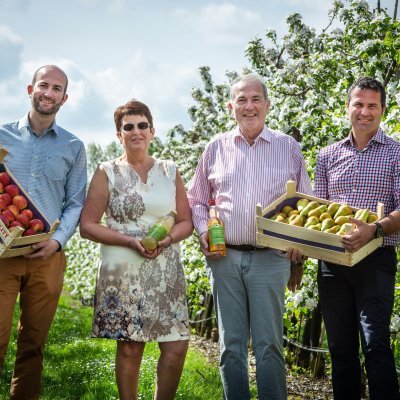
[226,244,269,252]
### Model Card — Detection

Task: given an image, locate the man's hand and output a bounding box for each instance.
[287,262,304,292]
[199,231,224,258]
[25,239,61,260]
[285,247,306,263]
[341,218,376,252]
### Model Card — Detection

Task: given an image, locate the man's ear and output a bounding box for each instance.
[61,93,68,106]
[27,85,33,96]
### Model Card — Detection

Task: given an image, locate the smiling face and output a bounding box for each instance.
[28,66,68,116]
[228,79,270,143]
[347,88,385,141]
[116,114,154,155]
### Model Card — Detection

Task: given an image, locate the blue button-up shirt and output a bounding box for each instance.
[0,114,87,247]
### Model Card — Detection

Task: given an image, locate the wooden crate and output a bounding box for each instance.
[0,148,60,258]
[256,181,383,267]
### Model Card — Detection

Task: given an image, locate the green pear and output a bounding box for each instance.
[325,225,341,234]
[321,218,336,231]
[334,215,351,226]
[296,198,309,212]
[304,216,320,228]
[319,212,332,222]
[333,204,353,219]
[308,223,322,231]
[289,215,304,227]
[299,201,320,217]
[327,202,340,217]
[281,205,294,216]
[308,204,327,218]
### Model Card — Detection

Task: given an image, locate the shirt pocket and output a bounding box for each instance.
[44,155,67,181]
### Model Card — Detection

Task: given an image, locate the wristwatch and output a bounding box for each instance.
[374,222,384,238]
[294,260,304,268]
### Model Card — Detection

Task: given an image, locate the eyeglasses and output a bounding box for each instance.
[120,122,151,132]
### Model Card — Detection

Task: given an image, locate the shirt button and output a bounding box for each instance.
[31,173,35,177]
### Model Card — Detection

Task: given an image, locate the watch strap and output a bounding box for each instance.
[373,222,384,238]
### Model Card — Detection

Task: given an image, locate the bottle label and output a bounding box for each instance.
[209,224,225,245]
[147,224,168,241]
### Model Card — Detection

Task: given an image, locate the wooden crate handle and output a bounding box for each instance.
[0,148,8,163]
[286,180,296,196]
[377,202,384,220]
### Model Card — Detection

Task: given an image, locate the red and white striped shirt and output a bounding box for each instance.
[188,126,313,245]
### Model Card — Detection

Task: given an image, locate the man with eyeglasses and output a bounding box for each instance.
[188,73,312,400]
[0,65,87,400]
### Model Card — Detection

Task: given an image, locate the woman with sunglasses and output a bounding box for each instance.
[80,99,193,399]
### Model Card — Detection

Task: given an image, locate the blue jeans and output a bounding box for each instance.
[318,246,400,400]
[208,248,290,400]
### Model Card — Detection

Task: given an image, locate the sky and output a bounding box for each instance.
[0,0,395,147]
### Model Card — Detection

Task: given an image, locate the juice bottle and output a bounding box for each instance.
[141,211,176,251]
[207,199,226,256]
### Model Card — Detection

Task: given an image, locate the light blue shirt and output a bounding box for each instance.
[0,114,87,247]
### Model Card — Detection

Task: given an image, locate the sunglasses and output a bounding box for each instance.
[121,122,151,132]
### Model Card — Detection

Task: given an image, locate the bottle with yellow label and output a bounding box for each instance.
[141,211,176,251]
[207,199,226,256]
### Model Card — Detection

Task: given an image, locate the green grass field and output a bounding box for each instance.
[0,295,226,400]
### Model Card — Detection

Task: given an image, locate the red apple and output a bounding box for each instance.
[2,209,15,223]
[0,214,9,228]
[0,193,11,209]
[12,195,28,210]
[10,220,23,228]
[16,213,30,229]
[29,218,44,232]
[0,182,3,194]
[21,209,34,220]
[23,228,37,236]
[5,184,19,197]
[0,172,11,186]
[7,204,19,217]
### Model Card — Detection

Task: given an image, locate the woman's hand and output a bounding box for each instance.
[130,236,167,259]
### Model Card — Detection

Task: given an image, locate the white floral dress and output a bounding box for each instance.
[91,158,189,342]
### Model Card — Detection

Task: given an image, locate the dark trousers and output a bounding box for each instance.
[318,246,399,400]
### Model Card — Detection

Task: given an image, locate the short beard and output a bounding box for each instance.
[32,96,62,116]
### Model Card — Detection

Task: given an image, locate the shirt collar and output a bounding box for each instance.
[18,114,59,137]
[233,125,270,143]
[344,127,386,148]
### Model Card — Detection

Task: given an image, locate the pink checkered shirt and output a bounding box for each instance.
[314,128,400,246]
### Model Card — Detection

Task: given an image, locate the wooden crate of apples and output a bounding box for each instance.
[0,148,60,258]
[256,181,384,266]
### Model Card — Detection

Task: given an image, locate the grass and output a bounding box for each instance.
[0,294,224,400]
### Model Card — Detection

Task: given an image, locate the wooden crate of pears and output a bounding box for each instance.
[256,181,384,266]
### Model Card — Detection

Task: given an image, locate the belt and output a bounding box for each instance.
[225,244,269,252]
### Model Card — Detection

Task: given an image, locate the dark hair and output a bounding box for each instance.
[32,65,68,94]
[114,99,153,132]
[347,77,386,108]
